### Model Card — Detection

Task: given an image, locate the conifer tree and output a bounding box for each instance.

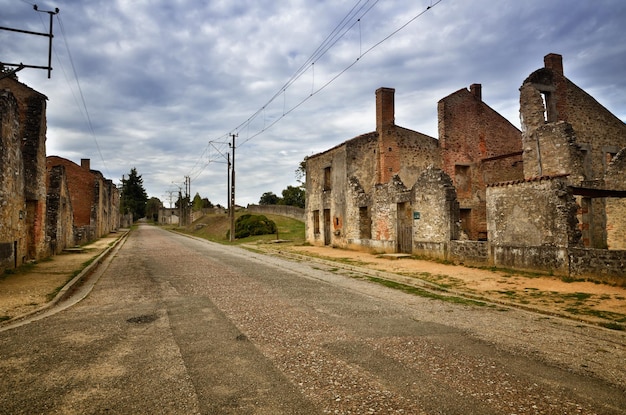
[120,167,148,220]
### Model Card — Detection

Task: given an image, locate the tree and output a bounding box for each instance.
[259,191,280,205]
[281,185,305,208]
[120,167,148,220]
[192,193,203,211]
[295,156,307,184]
[146,197,162,222]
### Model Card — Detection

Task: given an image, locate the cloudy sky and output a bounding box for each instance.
[2,0,625,207]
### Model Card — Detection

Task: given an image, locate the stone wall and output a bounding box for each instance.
[0,78,49,262]
[46,156,120,245]
[449,241,488,265]
[0,89,26,272]
[569,248,626,286]
[604,149,626,250]
[487,176,580,248]
[247,204,305,222]
[412,167,458,244]
[46,165,75,254]
[519,53,626,250]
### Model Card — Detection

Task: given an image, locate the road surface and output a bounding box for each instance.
[1,224,624,414]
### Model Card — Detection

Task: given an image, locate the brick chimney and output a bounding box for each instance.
[470,83,482,101]
[544,53,563,76]
[81,158,90,171]
[376,87,395,132]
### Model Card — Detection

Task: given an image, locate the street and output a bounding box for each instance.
[1,224,625,414]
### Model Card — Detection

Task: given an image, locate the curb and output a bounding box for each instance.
[0,230,130,330]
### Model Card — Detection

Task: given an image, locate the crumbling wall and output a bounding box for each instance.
[367,176,409,253]
[439,85,523,240]
[605,149,626,250]
[487,176,580,273]
[0,89,26,272]
[569,248,626,286]
[46,156,118,246]
[0,78,49,262]
[305,143,348,247]
[411,167,459,259]
[46,165,75,254]
[519,54,626,250]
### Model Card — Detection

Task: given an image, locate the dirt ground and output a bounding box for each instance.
[275,245,626,329]
[1,231,625,330]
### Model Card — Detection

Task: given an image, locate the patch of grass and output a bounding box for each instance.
[497,290,517,297]
[363,275,487,307]
[0,315,11,322]
[178,212,305,245]
[600,322,625,331]
[563,292,593,302]
[2,262,37,278]
[561,276,586,283]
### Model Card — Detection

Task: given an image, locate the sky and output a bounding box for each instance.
[2,0,625,208]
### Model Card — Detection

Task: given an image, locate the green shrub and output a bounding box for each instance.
[233,214,277,238]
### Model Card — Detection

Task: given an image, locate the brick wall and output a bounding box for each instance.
[438,85,523,240]
[47,156,95,227]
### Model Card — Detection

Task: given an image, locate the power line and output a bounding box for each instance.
[55,13,110,177]
[189,0,444,184]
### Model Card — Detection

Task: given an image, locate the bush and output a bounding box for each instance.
[233,214,277,238]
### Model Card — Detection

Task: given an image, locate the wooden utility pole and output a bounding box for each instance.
[229,134,237,242]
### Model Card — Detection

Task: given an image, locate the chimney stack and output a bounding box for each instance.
[544,53,563,76]
[81,158,91,171]
[470,83,482,101]
[376,87,395,131]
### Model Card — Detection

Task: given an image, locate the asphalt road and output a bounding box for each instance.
[0,224,624,414]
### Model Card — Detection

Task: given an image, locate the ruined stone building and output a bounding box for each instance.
[305,87,440,253]
[487,54,626,280]
[47,156,120,246]
[0,77,49,271]
[306,85,522,254]
[438,84,524,241]
[158,207,180,225]
[1,76,120,273]
[306,54,626,281]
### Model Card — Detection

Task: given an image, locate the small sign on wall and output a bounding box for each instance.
[413,211,420,220]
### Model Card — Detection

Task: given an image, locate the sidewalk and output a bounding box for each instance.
[0,231,127,325]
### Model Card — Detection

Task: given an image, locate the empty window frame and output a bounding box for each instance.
[454,165,471,195]
[313,210,320,234]
[323,166,331,191]
[359,206,371,239]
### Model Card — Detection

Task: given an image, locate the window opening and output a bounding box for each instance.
[313,210,320,234]
[323,166,331,191]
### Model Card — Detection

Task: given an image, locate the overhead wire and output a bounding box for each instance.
[55,13,110,177]
[187,0,385,180]
[21,3,111,178]
[237,0,444,148]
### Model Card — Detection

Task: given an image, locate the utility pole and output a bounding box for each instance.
[227,153,231,212]
[0,6,59,78]
[229,133,237,242]
[186,175,191,225]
